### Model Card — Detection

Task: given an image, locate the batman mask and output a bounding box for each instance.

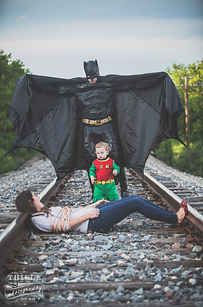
[83,59,100,79]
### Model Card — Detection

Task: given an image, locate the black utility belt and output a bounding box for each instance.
[81,115,112,126]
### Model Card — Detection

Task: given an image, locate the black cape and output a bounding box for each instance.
[9,72,182,177]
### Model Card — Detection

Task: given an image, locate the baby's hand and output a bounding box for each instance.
[90,176,95,184]
[113,170,118,176]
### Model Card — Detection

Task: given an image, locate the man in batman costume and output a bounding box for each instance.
[79,60,128,195]
[9,59,182,197]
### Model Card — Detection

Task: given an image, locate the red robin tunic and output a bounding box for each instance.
[93,158,114,181]
[89,157,120,201]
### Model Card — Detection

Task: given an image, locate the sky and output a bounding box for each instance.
[1,0,203,78]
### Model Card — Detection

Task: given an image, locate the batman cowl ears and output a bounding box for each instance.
[83,59,100,79]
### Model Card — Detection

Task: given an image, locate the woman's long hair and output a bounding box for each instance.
[15,189,50,215]
[15,189,50,235]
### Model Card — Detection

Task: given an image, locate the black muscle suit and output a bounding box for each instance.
[75,60,127,196]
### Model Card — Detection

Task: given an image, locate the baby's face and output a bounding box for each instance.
[95,147,108,160]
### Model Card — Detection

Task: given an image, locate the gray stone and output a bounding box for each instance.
[42,259,53,268]
[118,234,127,242]
[134,288,144,295]
[38,254,48,261]
[170,266,183,274]
[154,272,163,282]
[164,286,171,292]
[192,245,202,253]
[65,258,78,265]
[45,269,56,275]
[189,278,197,286]
[132,295,144,303]
[93,235,107,241]
[154,284,162,290]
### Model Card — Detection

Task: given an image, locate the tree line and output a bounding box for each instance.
[0,50,36,173]
[154,60,203,177]
[0,50,202,176]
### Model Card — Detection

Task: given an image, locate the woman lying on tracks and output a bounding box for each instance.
[15,190,188,234]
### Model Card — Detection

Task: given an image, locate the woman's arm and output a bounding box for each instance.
[77,200,109,210]
[88,199,110,207]
[69,208,100,229]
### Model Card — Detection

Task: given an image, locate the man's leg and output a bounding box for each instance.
[119,167,128,197]
[88,196,178,232]
[87,172,94,196]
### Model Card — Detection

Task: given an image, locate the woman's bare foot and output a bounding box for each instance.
[176,207,186,223]
[177,199,188,223]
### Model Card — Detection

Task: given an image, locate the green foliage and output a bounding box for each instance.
[155,59,203,177]
[0,50,37,174]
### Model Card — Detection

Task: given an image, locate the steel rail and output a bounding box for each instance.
[0,177,58,269]
[0,170,203,306]
[1,168,202,271]
[0,178,57,242]
[143,171,203,233]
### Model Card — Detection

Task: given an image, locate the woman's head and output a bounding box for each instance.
[15,190,43,213]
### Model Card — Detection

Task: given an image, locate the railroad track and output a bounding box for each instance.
[0,168,202,306]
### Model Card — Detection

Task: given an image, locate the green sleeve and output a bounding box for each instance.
[89,163,96,177]
[113,161,120,174]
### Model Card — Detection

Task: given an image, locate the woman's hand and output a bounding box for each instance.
[88,208,100,219]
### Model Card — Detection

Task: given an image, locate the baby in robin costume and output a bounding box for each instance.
[89,141,120,201]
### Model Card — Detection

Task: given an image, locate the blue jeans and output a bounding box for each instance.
[88,195,177,232]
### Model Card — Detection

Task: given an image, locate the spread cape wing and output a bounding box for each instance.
[9,72,182,177]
